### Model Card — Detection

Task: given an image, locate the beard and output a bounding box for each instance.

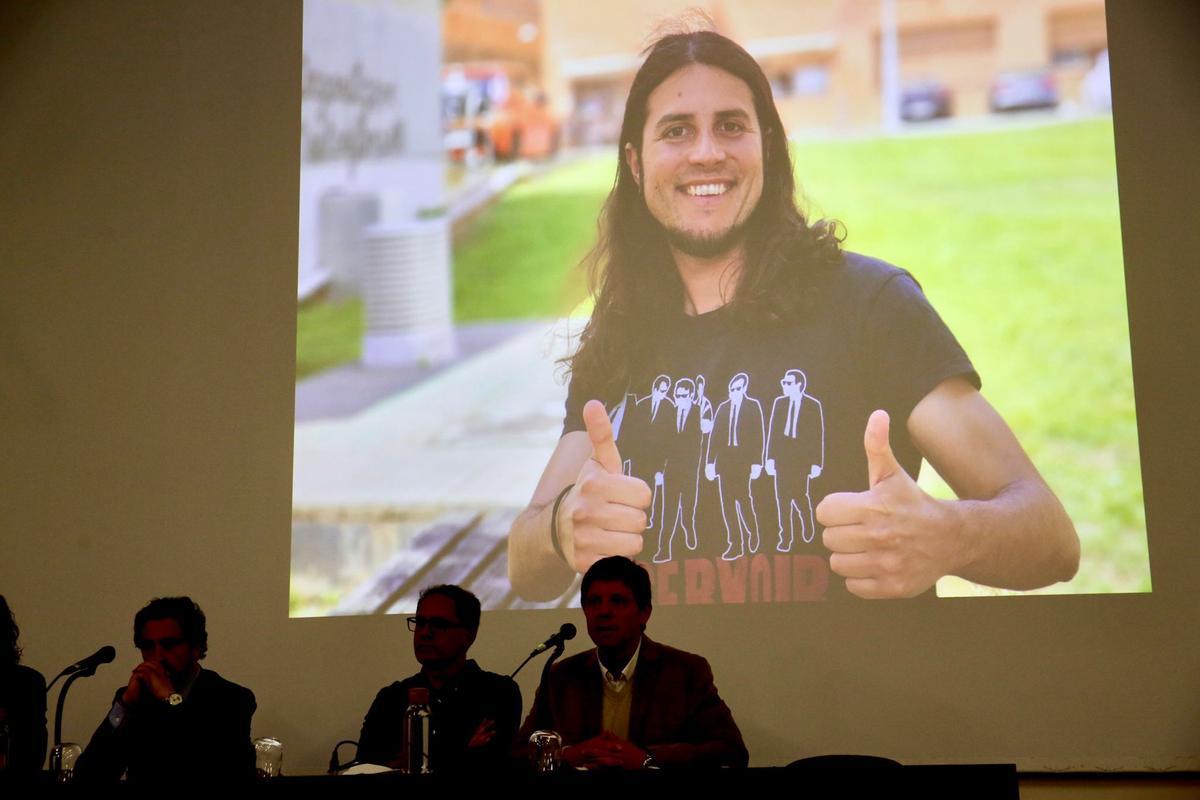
[663,219,748,259]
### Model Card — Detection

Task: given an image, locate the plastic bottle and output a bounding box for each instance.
[402,687,431,774]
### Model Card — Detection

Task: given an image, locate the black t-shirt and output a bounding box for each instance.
[563,253,979,603]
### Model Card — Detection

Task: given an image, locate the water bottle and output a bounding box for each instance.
[402,687,431,774]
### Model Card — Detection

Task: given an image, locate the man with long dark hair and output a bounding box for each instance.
[507,27,1079,602]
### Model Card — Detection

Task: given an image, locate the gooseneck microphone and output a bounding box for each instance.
[510,623,576,679]
[48,644,117,753]
[65,645,117,675]
[46,645,117,692]
[530,623,577,656]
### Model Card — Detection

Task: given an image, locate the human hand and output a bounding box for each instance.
[557,400,652,573]
[121,670,143,705]
[765,458,776,477]
[563,732,648,770]
[815,410,961,598]
[750,464,762,480]
[467,718,495,749]
[122,661,174,704]
[704,462,716,481]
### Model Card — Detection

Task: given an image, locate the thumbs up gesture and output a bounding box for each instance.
[815,410,960,599]
[556,400,653,573]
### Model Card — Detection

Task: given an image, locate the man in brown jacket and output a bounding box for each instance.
[518,556,747,768]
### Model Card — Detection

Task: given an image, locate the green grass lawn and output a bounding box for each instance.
[293,158,611,380]
[453,158,613,320]
[295,292,364,380]
[784,120,1146,595]
[294,117,1148,595]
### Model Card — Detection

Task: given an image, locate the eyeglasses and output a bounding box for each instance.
[406,615,464,633]
[135,637,185,651]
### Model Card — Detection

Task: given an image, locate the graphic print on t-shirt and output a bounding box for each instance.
[764,369,825,549]
[706,371,766,561]
[611,368,824,564]
[613,374,673,530]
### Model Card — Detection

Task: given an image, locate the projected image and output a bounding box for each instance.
[290,0,1147,616]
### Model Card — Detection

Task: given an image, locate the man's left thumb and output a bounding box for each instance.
[864,409,902,487]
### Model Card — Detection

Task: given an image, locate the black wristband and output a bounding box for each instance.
[550,483,575,564]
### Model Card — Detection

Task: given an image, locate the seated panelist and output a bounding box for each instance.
[75,596,256,783]
[357,584,521,771]
[519,556,748,769]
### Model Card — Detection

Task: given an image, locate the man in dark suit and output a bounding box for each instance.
[617,375,675,529]
[518,557,747,769]
[75,597,255,783]
[705,372,766,561]
[765,369,825,551]
[653,377,705,562]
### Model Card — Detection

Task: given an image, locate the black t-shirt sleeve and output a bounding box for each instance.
[562,368,619,438]
[863,270,980,430]
[561,372,589,436]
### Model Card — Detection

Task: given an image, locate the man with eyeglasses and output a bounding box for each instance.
[356,585,521,771]
[75,596,256,783]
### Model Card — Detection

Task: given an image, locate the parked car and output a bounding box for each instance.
[900,80,953,122]
[989,69,1059,112]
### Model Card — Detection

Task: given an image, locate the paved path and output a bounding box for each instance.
[292,317,583,510]
[295,320,539,423]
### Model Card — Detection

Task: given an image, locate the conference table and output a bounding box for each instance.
[10,762,1019,798]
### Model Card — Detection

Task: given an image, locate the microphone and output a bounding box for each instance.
[65,645,116,675]
[530,623,576,656]
[510,624,576,679]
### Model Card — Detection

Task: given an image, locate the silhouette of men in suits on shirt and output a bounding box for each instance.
[765,369,825,550]
[704,372,765,561]
[653,378,705,563]
[617,375,673,529]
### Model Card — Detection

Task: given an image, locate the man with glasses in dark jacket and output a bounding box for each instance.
[356,585,520,771]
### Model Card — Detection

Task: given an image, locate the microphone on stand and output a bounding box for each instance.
[510,623,577,679]
[529,623,577,656]
[47,644,116,754]
[46,645,117,692]
[65,645,117,675]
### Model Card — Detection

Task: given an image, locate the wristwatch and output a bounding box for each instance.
[166,692,183,706]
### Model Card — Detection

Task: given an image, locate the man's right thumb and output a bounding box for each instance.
[583,399,622,474]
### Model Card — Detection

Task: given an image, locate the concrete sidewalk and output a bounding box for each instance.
[292,317,584,510]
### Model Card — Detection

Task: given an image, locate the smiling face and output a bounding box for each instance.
[625,63,765,260]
